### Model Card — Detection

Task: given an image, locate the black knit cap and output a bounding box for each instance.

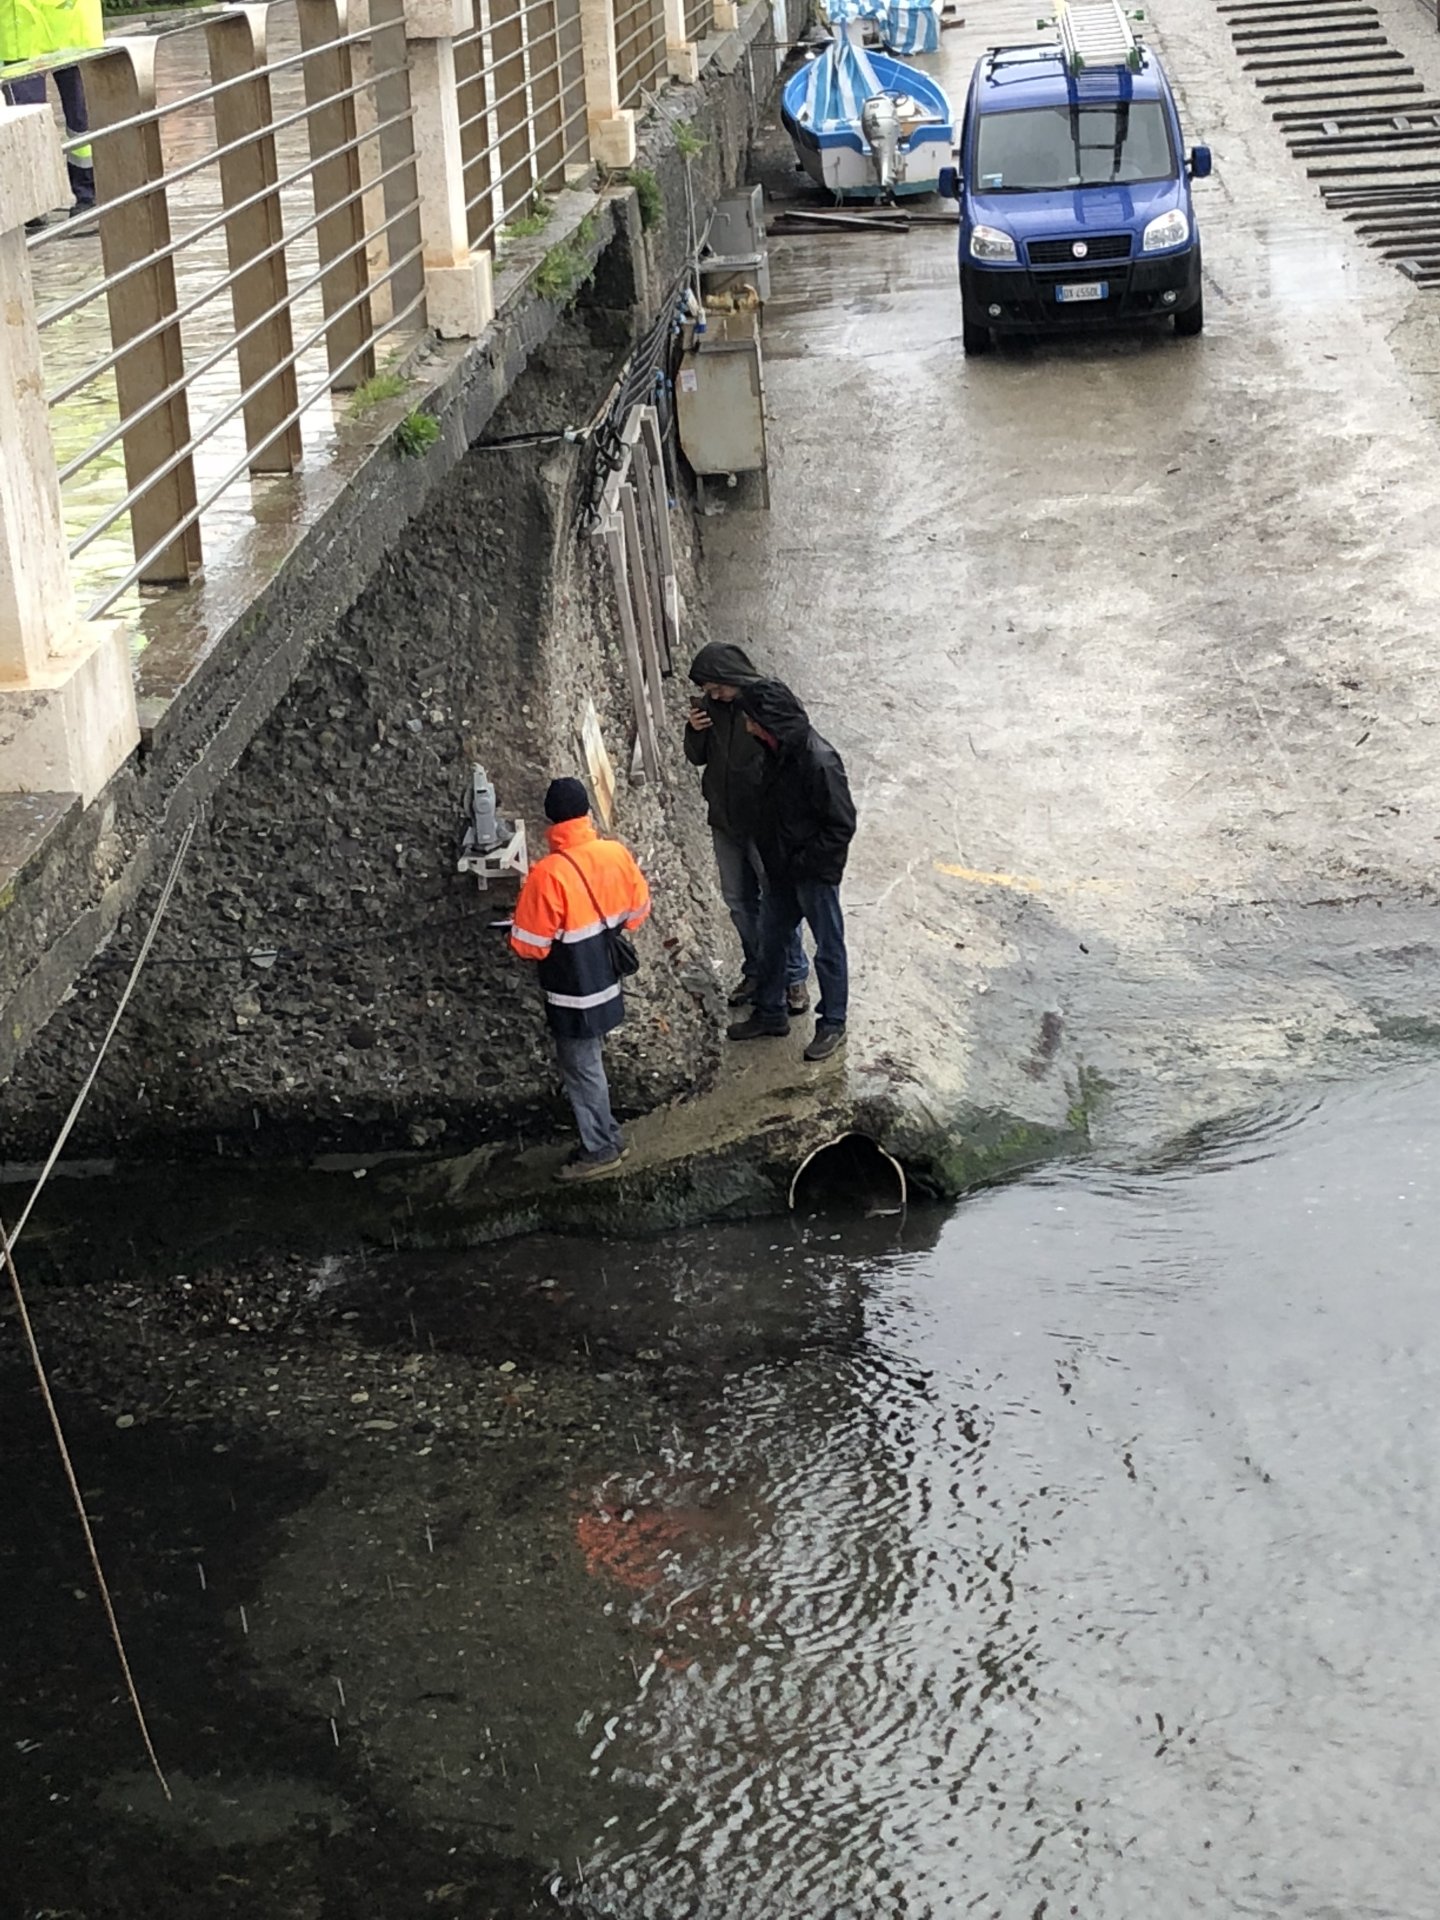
[544,777,590,823]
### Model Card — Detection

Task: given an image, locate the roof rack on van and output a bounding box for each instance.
[1042,1,1143,75]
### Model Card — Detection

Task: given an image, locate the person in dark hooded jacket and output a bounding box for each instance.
[725,678,856,1062]
[685,642,808,1011]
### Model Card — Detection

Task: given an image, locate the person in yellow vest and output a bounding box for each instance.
[1,0,103,231]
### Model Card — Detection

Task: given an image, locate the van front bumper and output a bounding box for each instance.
[961,245,1202,331]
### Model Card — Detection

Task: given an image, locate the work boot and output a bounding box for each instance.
[803,1022,846,1063]
[727,1011,788,1041]
[727,975,756,1007]
[554,1143,630,1182]
[786,981,811,1016]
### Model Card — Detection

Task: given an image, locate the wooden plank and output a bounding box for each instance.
[298,0,375,389]
[603,515,660,780]
[206,8,302,474]
[638,406,679,659]
[620,482,666,755]
[86,41,201,585]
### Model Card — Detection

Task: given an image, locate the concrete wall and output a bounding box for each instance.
[0,0,798,1163]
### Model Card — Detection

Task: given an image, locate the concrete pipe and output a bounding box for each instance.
[788,1131,907,1217]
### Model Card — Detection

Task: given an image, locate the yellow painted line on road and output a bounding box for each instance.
[934,861,1044,893]
[933,860,1117,896]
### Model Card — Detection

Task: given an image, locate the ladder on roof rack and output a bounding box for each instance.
[1048,1,1142,75]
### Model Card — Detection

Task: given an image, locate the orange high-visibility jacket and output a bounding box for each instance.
[510,816,651,1037]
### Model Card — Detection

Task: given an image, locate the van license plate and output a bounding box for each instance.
[1057,280,1106,303]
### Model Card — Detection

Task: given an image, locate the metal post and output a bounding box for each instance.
[298,0,376,389]
[86,40,203,585]
[206,7,304,474]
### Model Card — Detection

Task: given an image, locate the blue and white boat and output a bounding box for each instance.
[781,0,953,201]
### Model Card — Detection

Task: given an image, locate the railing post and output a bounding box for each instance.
[403,0,495,336]
[578,0,637,167]
[0,106,139,803]
[663,0,699,81]
[85,41,203,586]
[206,7,303,474]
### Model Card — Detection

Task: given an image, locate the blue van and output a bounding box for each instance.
[939,6,1211,354]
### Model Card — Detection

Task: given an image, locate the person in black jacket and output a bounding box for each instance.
[684,642,808,1011]
[725,679,856,1063]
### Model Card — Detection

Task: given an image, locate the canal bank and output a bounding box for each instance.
[9,1060,1440,1917]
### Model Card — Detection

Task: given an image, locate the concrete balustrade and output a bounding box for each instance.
[405,0,494,337]
[0,105,139,805]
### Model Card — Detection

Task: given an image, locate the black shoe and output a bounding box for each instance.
[727,975,756,1007]
[803,1023,846,1062]
[786,981,811,1016]
[727,1011,788,1041]
[61,202,99,237]
[25,214,50,235]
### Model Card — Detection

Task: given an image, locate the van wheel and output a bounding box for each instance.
[1174,290,1204,338]
[962,319,991,356]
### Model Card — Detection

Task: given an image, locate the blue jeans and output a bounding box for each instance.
[754,877,847,1030]
[710,827,806,986]
[3,67,95,206]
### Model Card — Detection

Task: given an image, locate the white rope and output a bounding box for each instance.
[1,819,197,1803]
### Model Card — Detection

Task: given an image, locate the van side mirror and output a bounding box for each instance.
[1188,145,1212,179]
[938,164,960,200]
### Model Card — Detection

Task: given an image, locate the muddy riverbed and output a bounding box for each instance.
[6,1060,1440,1918]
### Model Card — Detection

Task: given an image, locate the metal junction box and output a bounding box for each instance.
[675,309,770,509]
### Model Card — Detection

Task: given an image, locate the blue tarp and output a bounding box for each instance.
[791,32,886,129]
[884,3,940,53]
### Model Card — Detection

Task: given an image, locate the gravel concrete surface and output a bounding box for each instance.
[703,0,1440,1157]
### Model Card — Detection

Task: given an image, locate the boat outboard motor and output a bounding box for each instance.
[861,90,904,198]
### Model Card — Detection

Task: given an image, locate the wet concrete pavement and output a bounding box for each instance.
[703,0,1440,1163]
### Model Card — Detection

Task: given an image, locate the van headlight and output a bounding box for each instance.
[1142,209,1190,252]
[970,225,1017,263]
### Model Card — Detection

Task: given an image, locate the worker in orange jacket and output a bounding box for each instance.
[510,778,651,1182]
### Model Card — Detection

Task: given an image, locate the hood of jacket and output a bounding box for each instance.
[737,678,811,750]
[688,641,760,687]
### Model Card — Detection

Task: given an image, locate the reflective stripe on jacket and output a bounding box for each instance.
[509,815,651,1038]
[0,0,103,63]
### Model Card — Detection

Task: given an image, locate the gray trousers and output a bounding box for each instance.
[554,1033,623,1155]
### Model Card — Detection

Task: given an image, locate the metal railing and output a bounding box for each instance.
[613,0,667,108]
[684,0,713,47]
[455,0,590,250]
[2,0,715,632]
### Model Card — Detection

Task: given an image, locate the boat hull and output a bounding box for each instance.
[785,119,953,198]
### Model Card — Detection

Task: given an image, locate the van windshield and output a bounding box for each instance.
[974,102,1175,191]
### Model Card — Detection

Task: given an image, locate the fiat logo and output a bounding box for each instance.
[1072,240,1089,259]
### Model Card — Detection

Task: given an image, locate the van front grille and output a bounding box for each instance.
[1027,233,1133,265]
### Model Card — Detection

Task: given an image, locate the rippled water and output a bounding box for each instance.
[6,1069,1440,1917]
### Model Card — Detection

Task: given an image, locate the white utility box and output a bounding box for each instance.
[675,309,770,510]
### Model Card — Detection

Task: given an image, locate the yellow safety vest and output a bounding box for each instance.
[0,0,103,64]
